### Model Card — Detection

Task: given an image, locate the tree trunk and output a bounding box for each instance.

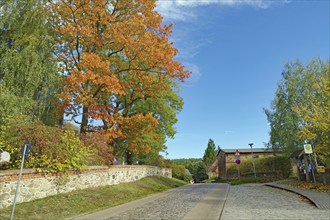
[80,106,89,134]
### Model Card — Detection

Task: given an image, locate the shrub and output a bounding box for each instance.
[80,132,114,166]
[137,154,172,168]
[254,156,292,177]
[172,164,186,180]
[270,156,292,178]
[227,160,253,174]
[194,161,208,182]
[0,120,92,172]
[227,156,292,178]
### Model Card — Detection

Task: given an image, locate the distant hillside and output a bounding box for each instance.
[171,158,202,167]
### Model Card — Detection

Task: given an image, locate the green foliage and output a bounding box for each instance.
[264,58,330,164]
[172,164,186,180]
[172,158,200,178]
[193,161,209,182]
[227,156,292,178]
[0,0,187,170]
[0,176,186,220]
[0,89,34,123]
[229,177,277,185]
[134,79,183,139]
[172,158,202,167]
[0,0,61,123]
[136,152,172,168]
[113,78,183,164]
[203,139,217,167]
[170,158,207,182]
[0,118,93,172]
[292,62,330,165]
[0,0,186,169]
[255,156,292,178]
[80,132,114,166]
[227,160,254,174]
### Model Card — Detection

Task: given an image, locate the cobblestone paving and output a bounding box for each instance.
[106,184,215,220]
[221,184,330,220]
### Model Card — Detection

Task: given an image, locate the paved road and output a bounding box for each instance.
[72,183,329,220]
[221,184,330,220]
[72,183,229,220]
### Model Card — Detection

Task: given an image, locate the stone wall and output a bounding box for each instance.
[0,165,172,209]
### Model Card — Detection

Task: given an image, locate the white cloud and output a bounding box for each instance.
[158,0,289,87]
[225,130,235,135]
[175,37,212,60]
[156,1,195,21]
[156,0,287,21]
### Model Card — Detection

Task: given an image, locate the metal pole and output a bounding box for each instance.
[309,154,316,183]
[238,164,240,180]
[10,144,27,220]
[303,153,310,182]
[312,145,318,167]
[249,144,256,178]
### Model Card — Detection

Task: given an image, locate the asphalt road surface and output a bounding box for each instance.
[71,183,229,220]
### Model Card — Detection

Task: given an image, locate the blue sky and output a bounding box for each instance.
[156,0,330,159]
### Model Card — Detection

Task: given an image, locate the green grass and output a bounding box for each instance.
[228,177,277,185]
[0,176,186,220]
[210,176,278,185]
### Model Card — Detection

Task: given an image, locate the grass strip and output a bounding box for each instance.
[0,176,186,220]
[229,177,277,185]
[210,177,278,185]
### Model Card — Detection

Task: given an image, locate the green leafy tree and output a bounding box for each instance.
[172,158,204,181]
[264,62,303,154]
[203,139,217,167]
[194,161,208,182]
[172,164,186,180]
[0,0,189,169]
[172,158,202,167]
[291,60,330,165]
[0,0,61,124]
[116,78,183,164]
[265,58,329,165]
[49,0,189,163]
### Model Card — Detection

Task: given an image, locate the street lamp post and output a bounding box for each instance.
[249,143,256,178]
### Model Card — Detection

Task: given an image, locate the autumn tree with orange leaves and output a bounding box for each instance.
[49,0,190,162]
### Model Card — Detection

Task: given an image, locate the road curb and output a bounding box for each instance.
[265,183,330,210]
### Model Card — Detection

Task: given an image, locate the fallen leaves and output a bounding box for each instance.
[283,179,330,193]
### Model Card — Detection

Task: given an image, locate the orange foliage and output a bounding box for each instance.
[121,113,158,154]
[50,0,190,155]
[80,131,114,165]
